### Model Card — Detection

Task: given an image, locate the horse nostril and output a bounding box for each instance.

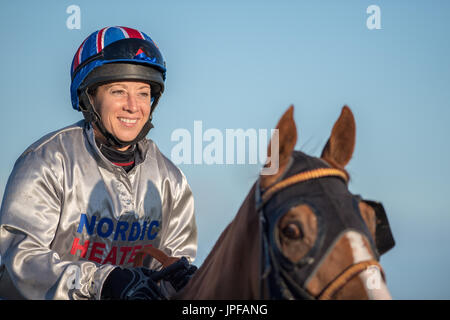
[281,221,304,240]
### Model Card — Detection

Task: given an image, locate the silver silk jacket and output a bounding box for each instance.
[0,120,197,299]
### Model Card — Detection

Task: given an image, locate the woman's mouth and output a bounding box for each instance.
[118,117,138,127]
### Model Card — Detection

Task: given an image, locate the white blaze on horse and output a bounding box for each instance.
[135,105,396,300]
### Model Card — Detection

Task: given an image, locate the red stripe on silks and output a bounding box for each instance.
[112,161,135,167]
[120,27,144,39]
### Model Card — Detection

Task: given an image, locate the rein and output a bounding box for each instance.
[133,246,180,268]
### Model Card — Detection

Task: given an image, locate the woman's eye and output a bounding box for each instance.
[111,89,126,96]
[139,92,150,97]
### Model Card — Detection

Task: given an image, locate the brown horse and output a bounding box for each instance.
[135,105,395,299]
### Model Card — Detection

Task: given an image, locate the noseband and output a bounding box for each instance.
[256,165,385,300]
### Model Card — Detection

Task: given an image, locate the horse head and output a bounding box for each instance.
[257,105,395,299]
[136,105,395,300]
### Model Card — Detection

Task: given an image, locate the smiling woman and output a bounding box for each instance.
[0,26,198,300]
[90,81,152,150]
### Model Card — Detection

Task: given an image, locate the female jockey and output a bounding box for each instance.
[0,26,197,300]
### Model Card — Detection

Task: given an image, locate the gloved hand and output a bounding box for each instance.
[101,267,166,300]
[154,256,197,292]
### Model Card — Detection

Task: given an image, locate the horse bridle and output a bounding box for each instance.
[256,166,394,300]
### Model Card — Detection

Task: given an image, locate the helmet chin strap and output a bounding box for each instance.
[79,87,160,149]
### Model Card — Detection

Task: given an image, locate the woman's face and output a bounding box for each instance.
[92,81,151,149]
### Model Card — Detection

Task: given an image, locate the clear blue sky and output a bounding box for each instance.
[1,0,449,299]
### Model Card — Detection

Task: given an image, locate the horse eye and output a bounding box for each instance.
[281,221,303,240]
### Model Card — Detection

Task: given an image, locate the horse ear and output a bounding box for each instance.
[320,105,356,168]
[260,105,297,188]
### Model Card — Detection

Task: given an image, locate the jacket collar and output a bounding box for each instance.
[83,120,149,173]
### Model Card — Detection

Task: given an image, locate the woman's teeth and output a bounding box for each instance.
[119,118,137,124]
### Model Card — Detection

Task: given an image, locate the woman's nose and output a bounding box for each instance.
[124,93,138,112]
